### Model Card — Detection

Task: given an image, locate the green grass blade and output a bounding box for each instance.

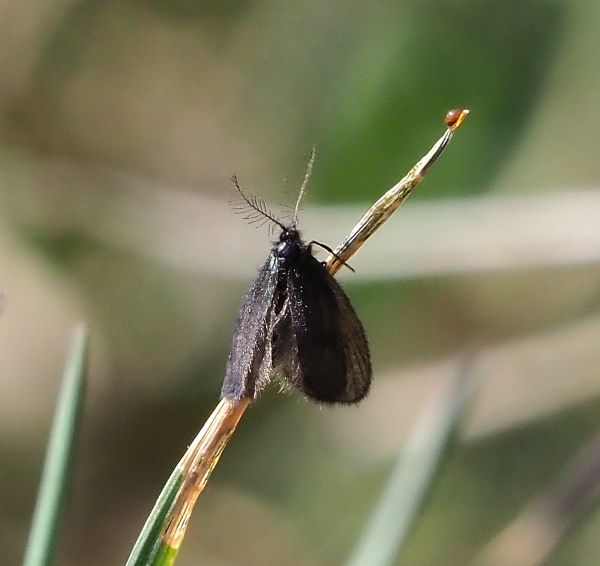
[125,467,184,566]
[346,361,474,566]
[23,325,89,566]
[127,397,247,566]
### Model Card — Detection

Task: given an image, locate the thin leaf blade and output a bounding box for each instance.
[125,468,183,566]
[23,325,89,566]
[346,360,474,566]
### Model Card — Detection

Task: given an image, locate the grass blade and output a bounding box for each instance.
[126,398,248,566]
[23,325,88,566]
[125,468,184,566]
[346,359,474,566]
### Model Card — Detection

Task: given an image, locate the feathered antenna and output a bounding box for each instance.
[293,147,315,227]
[230,174,286,233]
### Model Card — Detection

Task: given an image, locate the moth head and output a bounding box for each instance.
[279,228,300,242]
[276,228,303,260]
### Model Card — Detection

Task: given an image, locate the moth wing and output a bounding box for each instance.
[277,254,371,404]
[221,254,280,401]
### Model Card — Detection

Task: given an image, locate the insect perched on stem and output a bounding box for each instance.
[127,110,469,562]
[221,150,372,404]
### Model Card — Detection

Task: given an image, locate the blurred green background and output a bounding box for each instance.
[2,1,600,564]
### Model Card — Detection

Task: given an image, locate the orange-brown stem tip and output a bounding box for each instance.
[445,108,470,130]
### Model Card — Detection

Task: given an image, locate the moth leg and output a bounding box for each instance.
[309,240,355,273]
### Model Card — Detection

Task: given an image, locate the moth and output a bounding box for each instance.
[221,152,371,404]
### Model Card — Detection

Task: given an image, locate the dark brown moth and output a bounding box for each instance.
[221,154,371,404]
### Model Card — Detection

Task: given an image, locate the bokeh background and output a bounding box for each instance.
[2,1,600,564]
